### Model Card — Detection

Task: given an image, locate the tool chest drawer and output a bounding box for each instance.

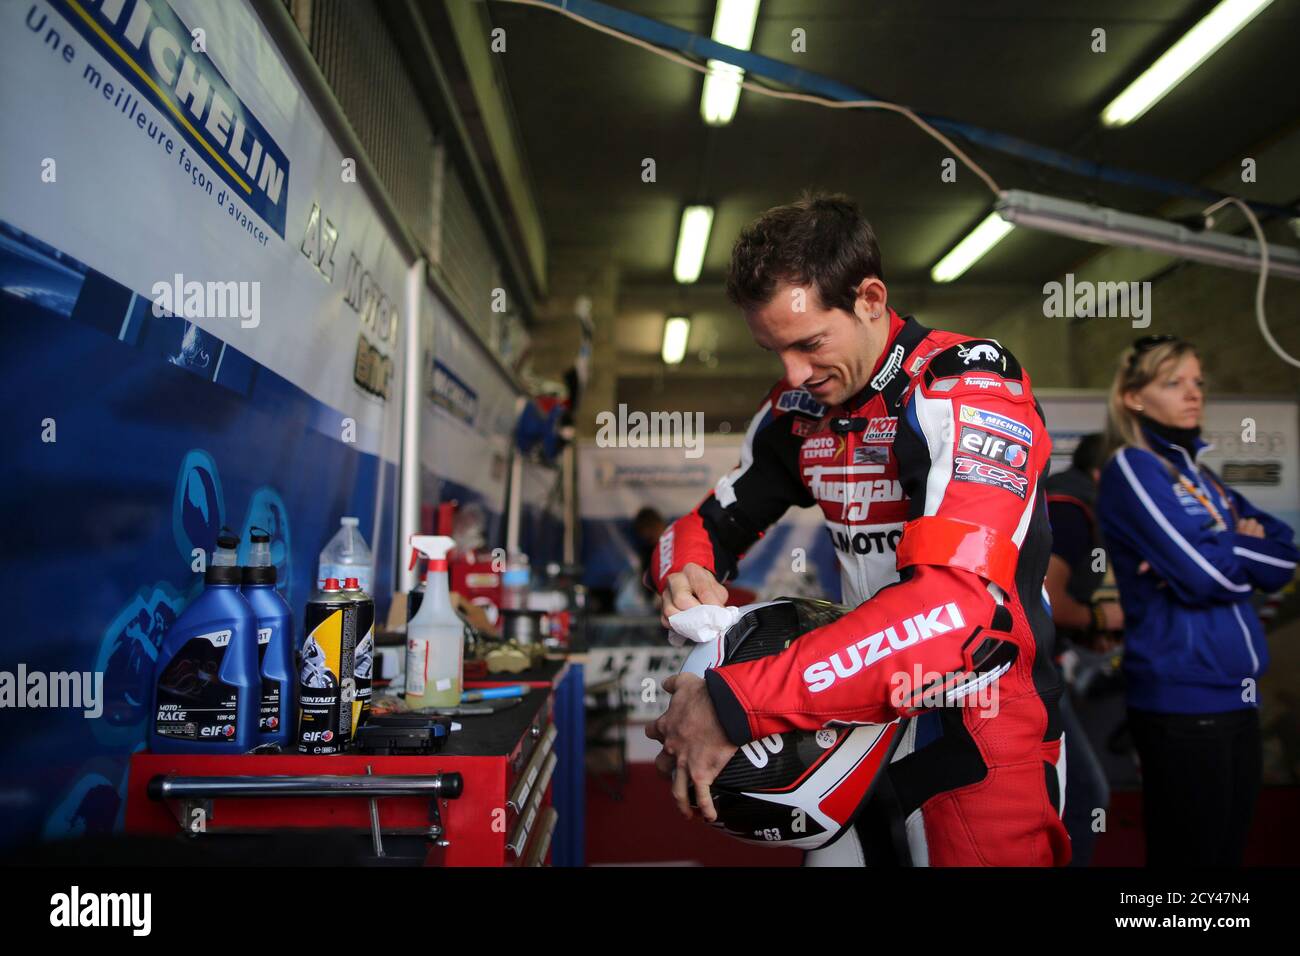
[125,686,558,866]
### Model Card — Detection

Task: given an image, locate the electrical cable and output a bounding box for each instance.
[500,0,1298,367]
[1202,197,1300,369]
[497,0,1002,196]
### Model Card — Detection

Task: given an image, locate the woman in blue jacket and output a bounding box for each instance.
[1097,335,1298,866]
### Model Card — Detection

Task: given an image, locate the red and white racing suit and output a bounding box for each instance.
[651,310,1070,866]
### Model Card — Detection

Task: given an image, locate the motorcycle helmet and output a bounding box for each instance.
[679,598,902,850]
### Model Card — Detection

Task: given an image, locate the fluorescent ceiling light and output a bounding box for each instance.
[674,205,714,284]
[1101,0,1273,127]
[930,212,1015,283]
[701,0,761,126]
[662,316,692,365]
[995,190,1300,280]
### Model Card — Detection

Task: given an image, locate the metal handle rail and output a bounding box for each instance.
[523,808,559,867]
[148,771,464,856]
[147,773,464,800]
[507,722,558,813]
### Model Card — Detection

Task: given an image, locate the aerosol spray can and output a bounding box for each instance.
[296,578,357,754]
[342,577,374,736]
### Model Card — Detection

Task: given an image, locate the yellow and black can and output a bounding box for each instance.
[296,578,357,754]
[341,577,374,736]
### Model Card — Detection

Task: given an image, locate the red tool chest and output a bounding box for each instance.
[125,681,561,866]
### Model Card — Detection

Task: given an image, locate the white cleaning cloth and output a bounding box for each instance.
[666,604,743,648]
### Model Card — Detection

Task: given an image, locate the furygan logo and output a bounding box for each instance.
[869,344,905,390]
[803,603,967,693]
[804,465,903,522]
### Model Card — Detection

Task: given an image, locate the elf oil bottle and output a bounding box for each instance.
[242,527,294,748]
[297,578,357,754]
[342,577,374,736]
[150,530,259,754]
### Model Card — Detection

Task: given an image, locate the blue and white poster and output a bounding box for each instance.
[0,0,407,848]
[418,282,519,548]
[1038,393,1300,533]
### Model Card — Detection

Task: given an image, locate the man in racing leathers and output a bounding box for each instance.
[646,193,1070,866]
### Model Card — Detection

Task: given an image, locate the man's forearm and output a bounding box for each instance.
[703,564,996,742]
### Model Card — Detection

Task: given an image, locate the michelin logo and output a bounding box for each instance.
[804,603,966,693]
[958,406,1033,446]
[56,0,291,237]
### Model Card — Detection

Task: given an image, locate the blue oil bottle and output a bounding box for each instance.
[242,527,295,748]
[150,530,260,754]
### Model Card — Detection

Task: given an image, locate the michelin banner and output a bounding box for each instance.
[0,0,407,848]
[419,282,519,546]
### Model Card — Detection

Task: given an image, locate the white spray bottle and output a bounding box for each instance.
[404,535,462,708]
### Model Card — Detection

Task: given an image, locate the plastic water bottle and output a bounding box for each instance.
[318,516,372,593]
[500,554,530,611]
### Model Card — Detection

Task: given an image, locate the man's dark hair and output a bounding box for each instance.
[1072,433,1105,474]
[725,191,884,313]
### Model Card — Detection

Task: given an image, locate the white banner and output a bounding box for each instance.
[579,439,834,600]
[580,394,1300,600]
[1040,393,1300,530]
[1,0,406,462]
[419,283,518,515]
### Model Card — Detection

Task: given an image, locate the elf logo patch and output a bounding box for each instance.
[803,603,966,693]
[958,426,1028,471]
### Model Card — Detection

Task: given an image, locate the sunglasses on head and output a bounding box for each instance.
[1127,334,1182,369]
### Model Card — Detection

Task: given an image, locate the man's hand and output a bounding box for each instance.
[660,562,729,627]
[645,673,738,822]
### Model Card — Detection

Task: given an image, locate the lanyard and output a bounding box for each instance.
[1176,472,1235,532]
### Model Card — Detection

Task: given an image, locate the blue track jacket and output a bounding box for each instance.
[1098,427,1299,713]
